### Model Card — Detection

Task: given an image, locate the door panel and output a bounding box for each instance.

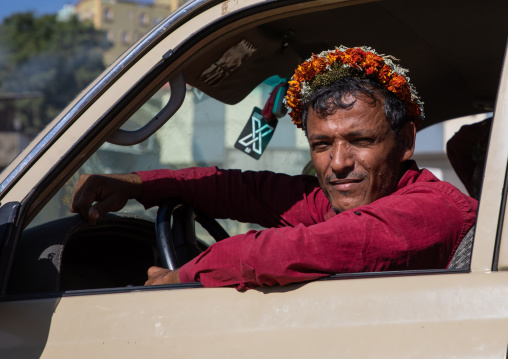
[1,273,508,358]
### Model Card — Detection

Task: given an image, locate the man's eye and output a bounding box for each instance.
[311,142,329,151]
[352,138,375,146]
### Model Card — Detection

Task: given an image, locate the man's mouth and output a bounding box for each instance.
[328,178,363,192]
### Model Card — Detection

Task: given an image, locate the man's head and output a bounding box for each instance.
[305,79,416,212]
[285,46,422,212]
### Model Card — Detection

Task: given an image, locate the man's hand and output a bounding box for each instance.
[70,173,143,225]
[145,266,181,285]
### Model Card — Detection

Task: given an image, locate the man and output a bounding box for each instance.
[71,46,477,289]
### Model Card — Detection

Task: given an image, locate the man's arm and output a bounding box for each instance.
[136,166,327,229]
[71,167,325,228]
[176,182,477,290]
[70,167,327,288]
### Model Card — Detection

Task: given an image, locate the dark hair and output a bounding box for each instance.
[301,78,408,139]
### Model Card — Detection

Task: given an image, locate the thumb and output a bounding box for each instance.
[88,193,128,225]
[88,206,102,225]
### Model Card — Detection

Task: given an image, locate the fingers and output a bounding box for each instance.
[70,173,140,225]
[70,174,95,220]
[145,266,180,286]
[147,266,165,278]
[88,205,102,225]
[145,266,169,285]
[87,189,126,224]
[70,175,107,224]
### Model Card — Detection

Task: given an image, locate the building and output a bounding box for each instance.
[74,0,185,64]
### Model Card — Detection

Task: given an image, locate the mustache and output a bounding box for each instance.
[326,172,367,182]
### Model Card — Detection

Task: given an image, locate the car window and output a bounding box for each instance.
[7,75,311,294]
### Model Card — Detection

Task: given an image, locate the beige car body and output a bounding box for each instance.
[0,0,508,357]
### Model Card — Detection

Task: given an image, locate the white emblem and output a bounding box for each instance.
[238,116,274,155]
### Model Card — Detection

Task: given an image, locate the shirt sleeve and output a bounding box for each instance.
[135,167,329,229]
[178,181,477,290]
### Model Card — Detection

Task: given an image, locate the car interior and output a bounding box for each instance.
[4,0,506,296]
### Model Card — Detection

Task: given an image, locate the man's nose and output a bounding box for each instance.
[330,143,354,174]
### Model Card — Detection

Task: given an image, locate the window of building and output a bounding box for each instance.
[139,12,149,26]
[121,31,132,45]
[104,7,114,21]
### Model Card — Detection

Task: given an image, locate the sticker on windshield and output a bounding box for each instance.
[200,39,257,86]
[234,107,277,160]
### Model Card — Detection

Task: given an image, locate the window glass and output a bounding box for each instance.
[139,12,149,26]
[29,76,310,239]
[121,31,131,45]
[104,7,114,21]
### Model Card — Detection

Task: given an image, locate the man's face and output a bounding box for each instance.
[307,94,415,212]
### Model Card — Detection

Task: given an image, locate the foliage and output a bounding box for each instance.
[0,12,111,135]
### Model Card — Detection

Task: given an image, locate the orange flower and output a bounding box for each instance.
[311,56,328,73]
[326,50,340,64]
[377,65,391,84]
[389,74,407,88]
[285,46,423,129]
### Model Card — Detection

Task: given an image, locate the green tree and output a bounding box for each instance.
[0,12,111,134]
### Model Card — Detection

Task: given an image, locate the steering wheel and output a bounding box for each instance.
[155,199,229,270]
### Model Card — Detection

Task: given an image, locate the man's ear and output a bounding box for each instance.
[399,121,416,162]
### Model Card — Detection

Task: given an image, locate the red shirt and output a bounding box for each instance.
[136,161,477,289]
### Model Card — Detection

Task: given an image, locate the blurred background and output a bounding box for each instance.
[0,0,187,172]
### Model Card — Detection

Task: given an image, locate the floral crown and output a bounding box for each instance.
[284,46,424,129]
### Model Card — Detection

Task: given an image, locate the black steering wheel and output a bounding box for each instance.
[155,199,229,270]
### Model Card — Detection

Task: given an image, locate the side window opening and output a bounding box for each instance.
[7,73,487,296]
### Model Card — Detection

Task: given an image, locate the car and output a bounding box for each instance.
[0,0,507,357]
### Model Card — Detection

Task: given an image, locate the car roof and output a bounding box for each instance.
[181,0,507,129]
